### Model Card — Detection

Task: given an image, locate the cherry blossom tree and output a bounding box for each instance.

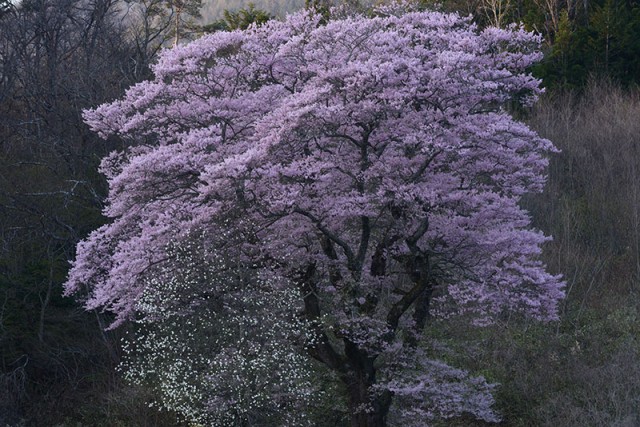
[66,7,564,426]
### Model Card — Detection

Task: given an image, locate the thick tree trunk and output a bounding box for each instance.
[346,382,391,427]
[343,341,392,427]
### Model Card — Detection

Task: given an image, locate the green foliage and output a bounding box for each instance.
[534,0,640,87]
[202,2,271,31]
[533,11,587,89]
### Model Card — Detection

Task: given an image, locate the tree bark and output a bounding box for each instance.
[342,340,392,427]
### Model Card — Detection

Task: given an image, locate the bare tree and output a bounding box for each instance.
[482,0,511,27]
[0,0,170,422]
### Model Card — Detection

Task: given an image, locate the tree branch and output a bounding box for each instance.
[293,207,356,265]
[296,263,346,372]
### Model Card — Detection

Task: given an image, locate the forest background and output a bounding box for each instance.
[0,0,639,425]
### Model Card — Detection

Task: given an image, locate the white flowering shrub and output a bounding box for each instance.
[119,237,322,426]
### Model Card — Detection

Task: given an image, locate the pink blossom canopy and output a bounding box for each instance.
[67,10,562,325]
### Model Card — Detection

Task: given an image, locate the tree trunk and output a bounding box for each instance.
[343,341,392,427]
[346,383,391,427]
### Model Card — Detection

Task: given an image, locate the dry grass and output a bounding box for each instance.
[438,80,640,426]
